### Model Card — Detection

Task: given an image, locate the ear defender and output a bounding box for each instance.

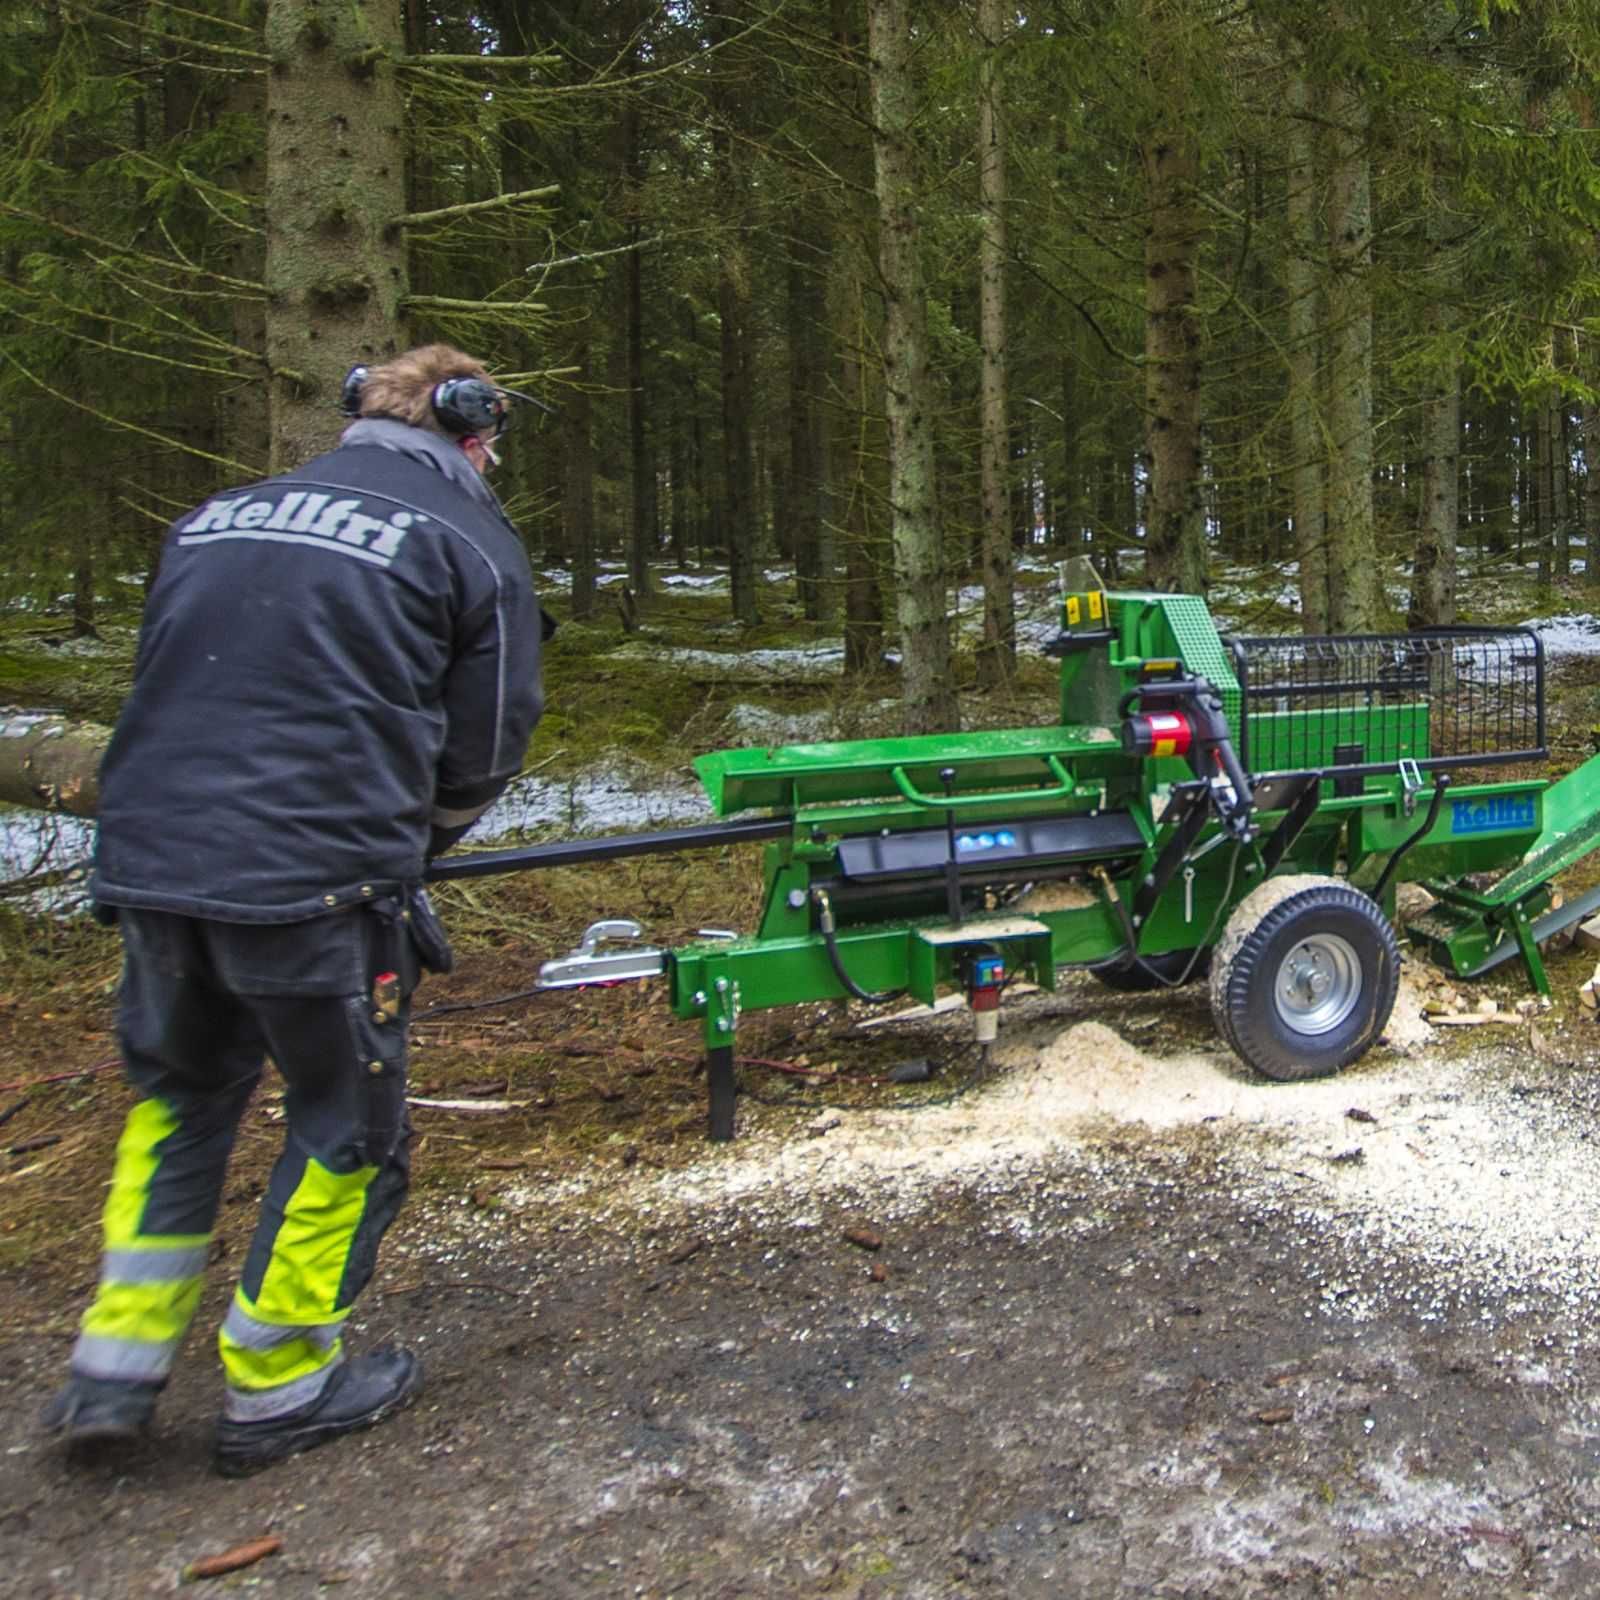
[339,364,370,417]
[432,377,508,438]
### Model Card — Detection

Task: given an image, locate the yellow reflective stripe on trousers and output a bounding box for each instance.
[73,1098,211,1383]
[102,1097,185,1247]
[252,1155,378,1321]
[218,1156,374,1401]
[219,1293,346,1397]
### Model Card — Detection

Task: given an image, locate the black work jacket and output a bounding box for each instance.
[92,428,546,922]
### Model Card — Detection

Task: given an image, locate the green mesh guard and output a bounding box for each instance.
[1157,595,1240,727]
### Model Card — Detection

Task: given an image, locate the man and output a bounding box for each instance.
[42,344,548,1476]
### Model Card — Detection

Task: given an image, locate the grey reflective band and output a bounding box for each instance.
[223,1355,345,1422]
[430,800,491,828]
[73,1333,175,1383]
[100,1245,210,1285]
[221,1301,345,1353]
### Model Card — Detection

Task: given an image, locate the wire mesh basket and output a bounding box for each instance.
[1225,629,1546,778]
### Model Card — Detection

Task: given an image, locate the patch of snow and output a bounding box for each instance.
[1520,614,1600,657]
[0,807,94,912]
[720,705,844,746]
[476,765,712,838]
[659,573,728,591]
[604,642,849,682]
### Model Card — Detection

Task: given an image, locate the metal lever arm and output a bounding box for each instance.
[890,755,1075,810]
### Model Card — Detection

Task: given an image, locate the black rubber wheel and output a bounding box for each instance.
[1208,874,1398,1083]
[1093,947,1212,991]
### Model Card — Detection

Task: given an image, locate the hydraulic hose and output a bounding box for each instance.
[811,887,906,1005]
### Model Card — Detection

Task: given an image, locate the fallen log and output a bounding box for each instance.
[0,715,109,818]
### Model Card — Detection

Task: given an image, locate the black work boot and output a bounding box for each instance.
[40,1374,162,1446]
[212,1348,421,1478]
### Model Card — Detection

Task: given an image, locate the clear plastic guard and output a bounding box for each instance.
[1059,554,1107,596]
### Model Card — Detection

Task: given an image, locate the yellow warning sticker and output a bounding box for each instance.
[1066,595,1082,625]
[1088,590,1104,621]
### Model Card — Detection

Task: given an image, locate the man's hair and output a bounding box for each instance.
[358,343,491,433]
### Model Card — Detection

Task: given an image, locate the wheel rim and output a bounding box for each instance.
[1272,933,1362,1037]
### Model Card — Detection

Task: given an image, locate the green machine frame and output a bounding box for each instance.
[431,563,1591,1140]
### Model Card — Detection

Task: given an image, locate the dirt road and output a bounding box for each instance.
[7,975,1600,1598]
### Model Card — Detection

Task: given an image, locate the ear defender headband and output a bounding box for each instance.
[338,364,555,437]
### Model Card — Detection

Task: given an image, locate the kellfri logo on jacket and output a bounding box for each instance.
[179,492,424,568]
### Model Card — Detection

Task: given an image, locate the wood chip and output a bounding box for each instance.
[406,1097,529,1113]
[1254,1407,1294,1426]
[842,1226,883,1252]
[183,1535,283,1581]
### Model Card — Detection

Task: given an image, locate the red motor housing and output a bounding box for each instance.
[1121,710,1194,760]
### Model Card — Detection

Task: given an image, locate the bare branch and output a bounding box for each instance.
[523,236,661,276]
[2,352,258,475]
[401,296,549,314]
[0,203,265,294]
[393,184,559,230]
[396,53,560,69]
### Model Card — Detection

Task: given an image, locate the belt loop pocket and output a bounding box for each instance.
[404,886,454,975]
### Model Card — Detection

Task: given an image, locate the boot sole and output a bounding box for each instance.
[61,1419,151,1448]
[213,1371,422,1479]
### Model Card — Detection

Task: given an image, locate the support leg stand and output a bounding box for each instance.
[707,1044,736,1142]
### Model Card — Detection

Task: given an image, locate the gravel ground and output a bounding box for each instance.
[8,974,1600,1598]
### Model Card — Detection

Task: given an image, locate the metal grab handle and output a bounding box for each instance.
[889,755,1075,810]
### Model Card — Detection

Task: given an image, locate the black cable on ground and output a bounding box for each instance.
[412,986,544,1021]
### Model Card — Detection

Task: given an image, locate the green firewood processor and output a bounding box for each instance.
[430,558,1597,1139]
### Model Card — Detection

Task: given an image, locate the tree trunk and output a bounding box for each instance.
[788,243,830,620]
[565,339,597,621]
[0,716,110,817]
[1409,178,1460,630]
[1139,9,1206,597]
[1409,337,1460,628]
[975,0,1014,686]
[1585,387,1600,585]
[833,243,884,676]
[715,144,759,626]
[264,0,408,472]
[624,93,656,601]
[1535,368,1555,587]
[1287,70,1328,631]
[868,0,956,733]
[1323,50,1383,633]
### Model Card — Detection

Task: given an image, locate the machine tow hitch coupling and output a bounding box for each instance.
[538,918,666,989]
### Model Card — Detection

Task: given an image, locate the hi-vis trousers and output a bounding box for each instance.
[73,904,416,1421]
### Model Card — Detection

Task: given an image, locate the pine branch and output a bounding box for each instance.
[494,367,581,385]
[1,353,257,475]
[523,236,661,276]
[401,296,550,314]
[3,305,244,380]
[392,185,560,229]
[79,5,269,61]
[151,1,261,35]
[0,203,265,294]
[396,54,561,69]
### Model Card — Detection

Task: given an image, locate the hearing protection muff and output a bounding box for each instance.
[431,376,512,439]
[338,363,553,437]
